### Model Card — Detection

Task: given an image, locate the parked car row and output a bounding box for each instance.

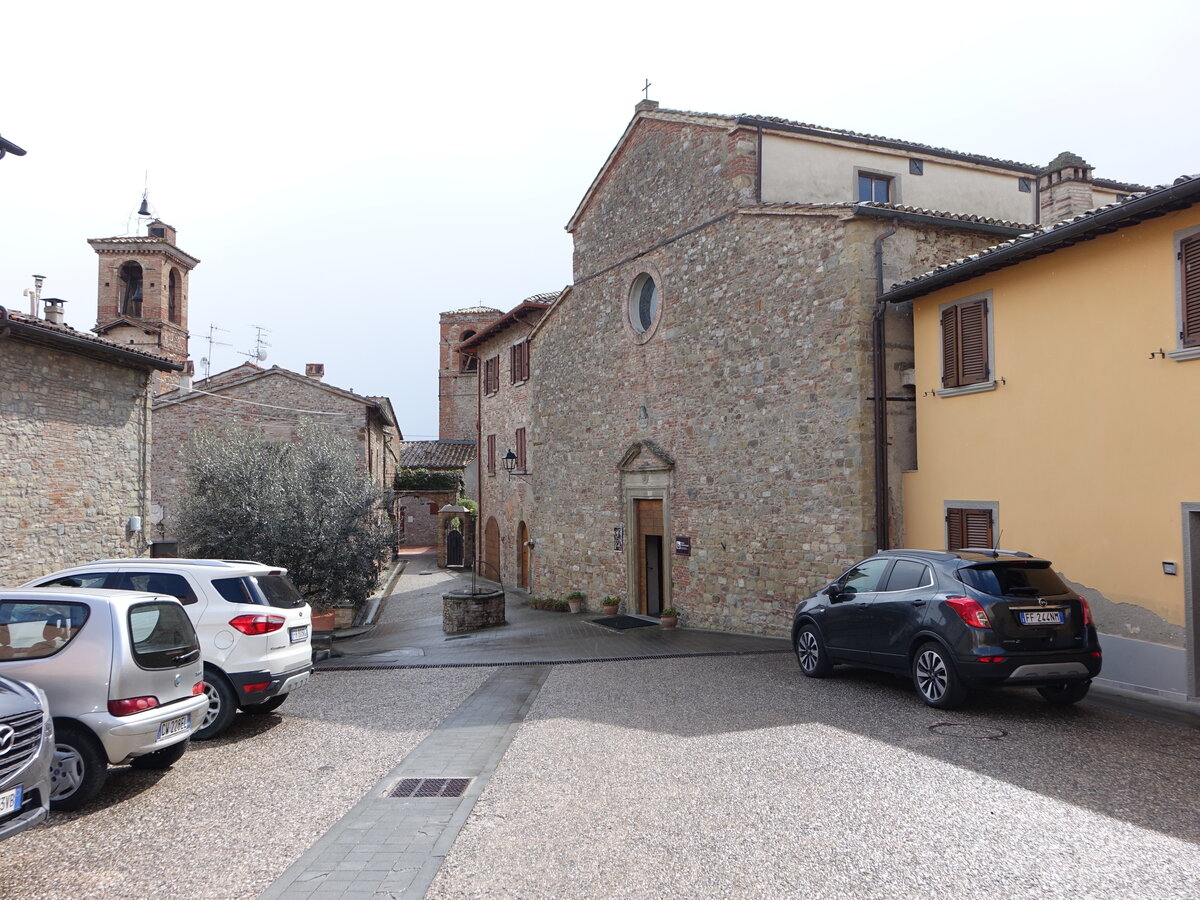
[0,559,313,839]
[792,548,1103,709]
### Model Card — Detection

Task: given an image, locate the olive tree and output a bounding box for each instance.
[176,426,392,608]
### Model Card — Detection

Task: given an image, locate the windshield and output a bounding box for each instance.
[957,562,1071,598]
[212,574,305,609]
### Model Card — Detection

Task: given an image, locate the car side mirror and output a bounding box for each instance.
[824,584,843,600]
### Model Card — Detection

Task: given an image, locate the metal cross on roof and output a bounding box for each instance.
[642,78,652,100]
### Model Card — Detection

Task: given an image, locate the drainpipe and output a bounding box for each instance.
[475,351,483,576]
[872,219,900,551]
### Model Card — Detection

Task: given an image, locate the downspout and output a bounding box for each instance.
[475,349,483,576]
[872,219,900,551]
[755,125,763,203]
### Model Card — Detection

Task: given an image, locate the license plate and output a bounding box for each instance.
[289,625,309,644]
[0,786,21,816]
[156,714,191,742]
[1019,610,1065,625]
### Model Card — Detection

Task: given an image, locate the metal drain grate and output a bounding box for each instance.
[389,777,471,798]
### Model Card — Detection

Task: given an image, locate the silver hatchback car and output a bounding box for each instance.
[0,589,207,810]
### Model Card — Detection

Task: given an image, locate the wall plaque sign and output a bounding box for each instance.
[674,535,691,556]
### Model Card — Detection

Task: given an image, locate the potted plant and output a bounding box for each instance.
[311,608,337,632]
[660,607,680,629]
[601,595,620,616]
[566,590,585,614]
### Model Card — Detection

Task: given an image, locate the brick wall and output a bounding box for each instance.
[439,310,497,441]
[0,339,153,583]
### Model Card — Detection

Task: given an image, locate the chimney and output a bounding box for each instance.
[43,297,66,325]
[305,363,325,380]
[179,359,194,393]
[1039,151,1096,224]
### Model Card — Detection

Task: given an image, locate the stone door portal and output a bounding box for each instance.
[636,499,664,616]
[446,527,464,568]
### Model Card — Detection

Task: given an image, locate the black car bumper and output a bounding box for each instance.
[227,661,314,703]
[957,651,1102,687]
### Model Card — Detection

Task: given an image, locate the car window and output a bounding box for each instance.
[958,562,1071,598]
[0,600,90,660]
[36,573,110,589]
[882,560,931,592]
[118,572,199,605]
[837,558,891,595]
[128,602,200,670]
[212,577,257,605]
[251,575,305,609]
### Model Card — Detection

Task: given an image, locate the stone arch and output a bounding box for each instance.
[119,261,144,317]
[459,329,477,371]
[168,268,181,324]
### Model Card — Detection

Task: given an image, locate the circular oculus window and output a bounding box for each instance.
[628,273,659,335]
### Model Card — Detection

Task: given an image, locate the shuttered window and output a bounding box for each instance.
[486,434,496,475]
[946,507,994,551]
[941,299,990,388]
[1182,234,1200,348]
[483,356,500,395]
[509,341,530,383]
[515,427,527,471]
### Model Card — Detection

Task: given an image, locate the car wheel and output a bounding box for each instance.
[794,624,833,678]
[50,723,107,812]
[912,642,968,709]
[194,669,238,740]
[240,693,288,715]
[1037,681,1090,705]
[129,739,189,770]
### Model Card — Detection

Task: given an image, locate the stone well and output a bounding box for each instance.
[442,588,505,634]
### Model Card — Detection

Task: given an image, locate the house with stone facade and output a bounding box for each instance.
[471,100,1145,635]
[394,439,477,547]
[0,302,181,584]
[150,363,401,550]
[457,294,555,586]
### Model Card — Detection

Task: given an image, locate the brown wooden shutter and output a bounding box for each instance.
[941,306,959,388]
[946,507,993,550]
[509,345,517,384]
[521,341,531,381]
[516,427,526,471]
[487,434,496,474]
[958,300,989,385]
[945,508,964,550]
[1183,235,1200,347]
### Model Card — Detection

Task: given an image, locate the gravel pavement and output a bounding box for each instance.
[0,666,493,900]
[427,654,1200,900]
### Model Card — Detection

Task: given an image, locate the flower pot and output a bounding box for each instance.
[602,605,619,617]
[661,614,678,629]
[568,599,582,614]
[311,610,336,631]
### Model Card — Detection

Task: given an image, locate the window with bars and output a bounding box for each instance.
[483,356,500,395]
[487,434,496,475]
[509,341,530,383]
[940,297,991,389]
[1181,233,1200,348]
[515,427,527,471]
[946,507,994,551]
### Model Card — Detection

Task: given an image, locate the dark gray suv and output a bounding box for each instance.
[0,674,53,840]
[792,549,1103,708]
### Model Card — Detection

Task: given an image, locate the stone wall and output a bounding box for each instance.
[438,310,497,441]
[152,371,385,543]
[0,339,153,583]
[397,490,456,546]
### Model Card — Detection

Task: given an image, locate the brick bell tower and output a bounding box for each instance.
[89,217,200,393]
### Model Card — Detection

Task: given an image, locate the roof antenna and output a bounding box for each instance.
[992,528,1003,559]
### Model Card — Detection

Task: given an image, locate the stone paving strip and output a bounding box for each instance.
[258,666,550,900]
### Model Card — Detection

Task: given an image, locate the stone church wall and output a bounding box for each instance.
[0,340,152,583]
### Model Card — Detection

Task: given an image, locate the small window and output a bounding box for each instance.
[459,331,477,372]
[118,571,199,605]
[483,356,500,394]
[858,173,892,203]
[168,269,180,324]
[628,274,660,335]
[946,507,994,551]
[510,341,531,384]
[836,558,891,595]
[119,261,144,317]
[940,297,991,389]
[909,159,924,176]
[0,601,90,660]
[487,434,496,475]
[1018,177,1033,193]
[515,427,527,471]
[882,560,931,592]
[128,602,200,670]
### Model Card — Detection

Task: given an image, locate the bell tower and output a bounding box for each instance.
[89,218,201,393]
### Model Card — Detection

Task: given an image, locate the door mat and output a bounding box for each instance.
[591,615,657,631]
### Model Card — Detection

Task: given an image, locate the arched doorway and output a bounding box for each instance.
[517,521,530,589]
[483,516,500,582]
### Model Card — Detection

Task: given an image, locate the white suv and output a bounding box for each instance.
[24,560,313,741]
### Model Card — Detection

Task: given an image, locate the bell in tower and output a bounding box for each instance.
[89,207,202,394]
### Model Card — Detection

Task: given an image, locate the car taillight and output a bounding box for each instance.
[192,682,204,695]
[946,596,991,629]
[108,696,160,716]
[243,682,270,693]
[977,656,1007,663]
[229,614,286,635]
[1078,596,1093,626]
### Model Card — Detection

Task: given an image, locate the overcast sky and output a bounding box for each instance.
[3,1,1195,439]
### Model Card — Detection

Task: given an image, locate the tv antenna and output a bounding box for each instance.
[242,325,271,365]
[201,324,231,379]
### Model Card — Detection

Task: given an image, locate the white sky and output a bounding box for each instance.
[3,1,1196,439]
